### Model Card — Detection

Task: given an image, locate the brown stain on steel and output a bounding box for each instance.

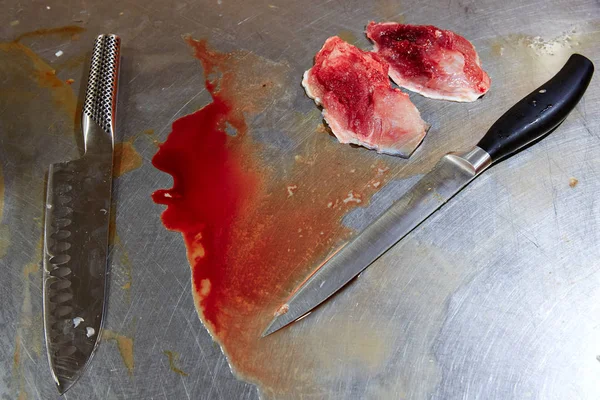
[12,336,28,400]
[569,177,579,188]
[0,164,4,221]
[13,25,85,43]
[152,37,399,396]
[113,140,143,177]
[0,164,9,259]
[103,330,135,375]
[0,42,78,126]
[12,334,27,399]
[491,42,505,57]
[163,350,189,377]
[22,262,39,278]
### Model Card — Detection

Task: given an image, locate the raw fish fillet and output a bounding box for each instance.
[302,36,429,157]
[367,22,491,102]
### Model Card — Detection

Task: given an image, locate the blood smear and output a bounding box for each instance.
[152,36,393,395]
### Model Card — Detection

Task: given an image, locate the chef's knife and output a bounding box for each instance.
[43,34,120,393]
[263,54,594,337]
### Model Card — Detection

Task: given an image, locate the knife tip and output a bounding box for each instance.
[261,308,312,337]
[55,378,75,395]
[260,319,279,337]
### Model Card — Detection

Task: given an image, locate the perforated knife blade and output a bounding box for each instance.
[263,54,594,337]
[43,34,120,394]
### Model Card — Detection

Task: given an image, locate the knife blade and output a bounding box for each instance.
[263,54,594,337]
[43,34,121,393]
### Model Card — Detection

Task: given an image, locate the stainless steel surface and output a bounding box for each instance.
[43,34,120,394]
[0,0,599,399]
[263,146,492,336]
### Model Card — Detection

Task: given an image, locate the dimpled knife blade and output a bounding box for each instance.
[43,34,120,394]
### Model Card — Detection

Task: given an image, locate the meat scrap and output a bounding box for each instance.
[302,36,429,158]
[367,22,491,102]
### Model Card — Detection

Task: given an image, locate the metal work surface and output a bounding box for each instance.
[0,0,599,399]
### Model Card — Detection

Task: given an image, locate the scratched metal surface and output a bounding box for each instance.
[1,0,599,399]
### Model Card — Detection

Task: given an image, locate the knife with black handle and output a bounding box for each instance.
[263,54,594,337]
[43,34,120,394]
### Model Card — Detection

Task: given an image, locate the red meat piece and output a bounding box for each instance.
[302,36,429,157]
[367,22,491,102]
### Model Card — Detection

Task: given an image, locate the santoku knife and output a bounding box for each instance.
[263,54,594,337]
[43,34,121,393]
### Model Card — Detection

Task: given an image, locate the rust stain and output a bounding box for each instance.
[13,25,85,43]
[113,140,143,177]
[0,164,4,221]
[0,164,9,259]
[152,37,399,396]
[569,177,579,188]
[491,42,505,57]
[12,336,27,400]
[0,42,78,125]
[163,350,189,377]
[103,330,134,375]
[22,262,39,278]
[13,337,21,367]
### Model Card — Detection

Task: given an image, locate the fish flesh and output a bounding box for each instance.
[366,22,491,102]
[302,36,429,157]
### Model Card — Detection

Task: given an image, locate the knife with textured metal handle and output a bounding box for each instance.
[263,54,594,337]
[43,34,120,394]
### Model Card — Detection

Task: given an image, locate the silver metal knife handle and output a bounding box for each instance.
[82,34,120,153]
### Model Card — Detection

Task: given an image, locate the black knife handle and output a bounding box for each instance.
[477,54,594,162]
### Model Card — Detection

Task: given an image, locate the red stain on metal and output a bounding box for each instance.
[152,37,392,391]
[152,95,260,330]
